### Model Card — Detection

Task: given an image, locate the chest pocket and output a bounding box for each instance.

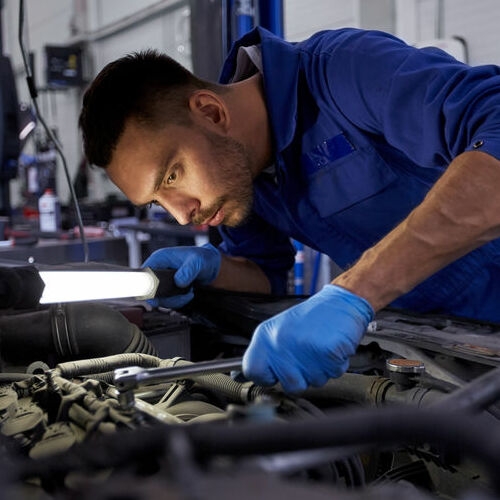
[303,133,398,217]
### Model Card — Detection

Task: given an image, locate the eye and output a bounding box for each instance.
[146,200,159,209]
[166,170,177,185]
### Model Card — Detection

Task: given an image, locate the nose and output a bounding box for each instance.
[158,194,199,225]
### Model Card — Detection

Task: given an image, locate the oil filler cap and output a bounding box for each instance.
[386,358,425,374]
[386,358,425,390]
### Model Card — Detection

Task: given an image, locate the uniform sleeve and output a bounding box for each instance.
[217,213,296,295]
[310,29,500,165]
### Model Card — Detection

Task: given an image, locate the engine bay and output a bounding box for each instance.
[0,288,500,499]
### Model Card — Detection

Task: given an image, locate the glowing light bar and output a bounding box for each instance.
[39,268,159,304]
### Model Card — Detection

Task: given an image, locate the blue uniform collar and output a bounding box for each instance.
[219,27,299,153]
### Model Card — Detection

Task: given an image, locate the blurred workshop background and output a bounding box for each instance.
[1,0,499,289]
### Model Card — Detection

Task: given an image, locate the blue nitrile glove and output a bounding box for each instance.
[142,243,221,308]
[242,284,374,393]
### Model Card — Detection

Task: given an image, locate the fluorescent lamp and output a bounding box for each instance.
[39,268,160,304]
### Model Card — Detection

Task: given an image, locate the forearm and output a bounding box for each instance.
[212,254,271,293]
[334,151,500,310]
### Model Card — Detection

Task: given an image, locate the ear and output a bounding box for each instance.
[188,90,230,133]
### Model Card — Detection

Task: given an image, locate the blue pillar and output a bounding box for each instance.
[229,0,256,43]
[228,0,283,46]
[258,0,284,38]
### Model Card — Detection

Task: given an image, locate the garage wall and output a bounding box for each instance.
[284,0,359,41]
[3,0,191,206]
[442,0,500,65]
[3,0,500,208]
[396,0,500,65]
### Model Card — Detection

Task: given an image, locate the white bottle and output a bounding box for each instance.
[38,188,61,233]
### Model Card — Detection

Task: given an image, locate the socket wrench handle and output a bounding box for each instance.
[114,357,243,392]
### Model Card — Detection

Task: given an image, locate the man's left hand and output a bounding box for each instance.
[242,284,374,393]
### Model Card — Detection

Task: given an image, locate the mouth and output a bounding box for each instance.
[203,207,225,226]
[193,206,224,226]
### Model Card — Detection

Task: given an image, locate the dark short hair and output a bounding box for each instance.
[79,49,217,167]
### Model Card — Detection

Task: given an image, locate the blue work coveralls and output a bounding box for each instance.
[217,27,500,323]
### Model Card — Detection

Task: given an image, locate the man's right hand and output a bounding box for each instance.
[142,243,221,308]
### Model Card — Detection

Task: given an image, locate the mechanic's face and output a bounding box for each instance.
[107,120,254,227]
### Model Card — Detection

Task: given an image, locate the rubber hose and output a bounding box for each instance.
[0,266,45,310]
[161,358,266,403]
[187,406,500,494]
[299,372,446,408]
[14,406,500,496]
[56,353,161,379]
[432,365,500,414]
[192,373,263,403]
[0,302,157,367]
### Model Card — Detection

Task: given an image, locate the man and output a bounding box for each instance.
[79,27,500,393]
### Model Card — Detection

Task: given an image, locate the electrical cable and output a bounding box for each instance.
[431,364,500,415]
[18,0,89,263]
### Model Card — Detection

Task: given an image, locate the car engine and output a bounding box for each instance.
[0,287,499,499]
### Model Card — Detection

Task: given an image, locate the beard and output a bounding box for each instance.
[192,131,255,228]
